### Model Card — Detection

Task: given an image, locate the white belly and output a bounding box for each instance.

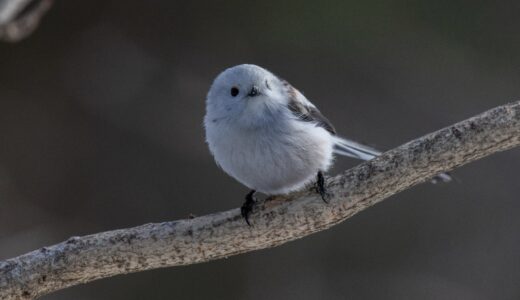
[206,121,334,195]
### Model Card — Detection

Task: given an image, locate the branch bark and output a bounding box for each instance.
[0,0,53,42]
[1,101,520,299]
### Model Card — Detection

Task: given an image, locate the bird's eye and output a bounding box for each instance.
[265,80,271,90]
[230,87,239,97]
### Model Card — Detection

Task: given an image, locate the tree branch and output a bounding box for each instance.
[0,0,53,42]
[1,101,519,299]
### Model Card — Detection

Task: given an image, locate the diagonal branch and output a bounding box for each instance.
[1,101,520,299]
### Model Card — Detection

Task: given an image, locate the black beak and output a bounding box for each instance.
[248,85,260,97]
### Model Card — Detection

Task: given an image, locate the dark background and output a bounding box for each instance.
[1,1,520,299]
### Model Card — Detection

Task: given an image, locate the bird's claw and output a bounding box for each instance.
[241,190,256,226]
[316,171,329,203]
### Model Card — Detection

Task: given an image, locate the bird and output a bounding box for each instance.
[204,64,451,225]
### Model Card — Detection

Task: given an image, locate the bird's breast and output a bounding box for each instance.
[206,120,334,194]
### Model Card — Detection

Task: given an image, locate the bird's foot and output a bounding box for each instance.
[316,171,329,203]
[241,190,256,226]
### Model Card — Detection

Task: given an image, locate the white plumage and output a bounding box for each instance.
[204,64,450,198]
[206,104,334,195]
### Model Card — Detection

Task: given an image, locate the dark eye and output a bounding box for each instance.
[230,87,239,97]
[265,80,271,90]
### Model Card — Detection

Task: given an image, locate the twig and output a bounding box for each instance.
[1,101,519,299]
[0,0,53,42]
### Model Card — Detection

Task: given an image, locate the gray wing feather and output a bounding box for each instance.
[283,80,336,135]
[281,79,452,183]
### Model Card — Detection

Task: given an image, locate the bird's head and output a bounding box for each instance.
[205,64,289,128]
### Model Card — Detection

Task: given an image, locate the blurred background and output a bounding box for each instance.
[1,1,520,299]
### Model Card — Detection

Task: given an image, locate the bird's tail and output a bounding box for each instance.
[333,136,452,183]
[333,136,381,161]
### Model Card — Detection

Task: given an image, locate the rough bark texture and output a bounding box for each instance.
[0,0,53,42]
[0,101,519,299]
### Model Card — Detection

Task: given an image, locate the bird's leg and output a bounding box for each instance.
[241,190,256,226]
[316,171,328,203]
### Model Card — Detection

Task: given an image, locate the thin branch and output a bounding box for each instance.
[0,0,53,42]
[1,101,520,299]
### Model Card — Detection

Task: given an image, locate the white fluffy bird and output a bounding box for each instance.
[204,64,450,224]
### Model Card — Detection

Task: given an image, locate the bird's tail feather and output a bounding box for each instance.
[332,136,452,183]
[333,136,381,161]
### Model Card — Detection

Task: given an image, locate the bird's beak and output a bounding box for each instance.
[248,85,260,97]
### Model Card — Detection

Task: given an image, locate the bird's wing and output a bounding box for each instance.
[281,79,380,160]
[280,79,452,183]
[282,79,337,135]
